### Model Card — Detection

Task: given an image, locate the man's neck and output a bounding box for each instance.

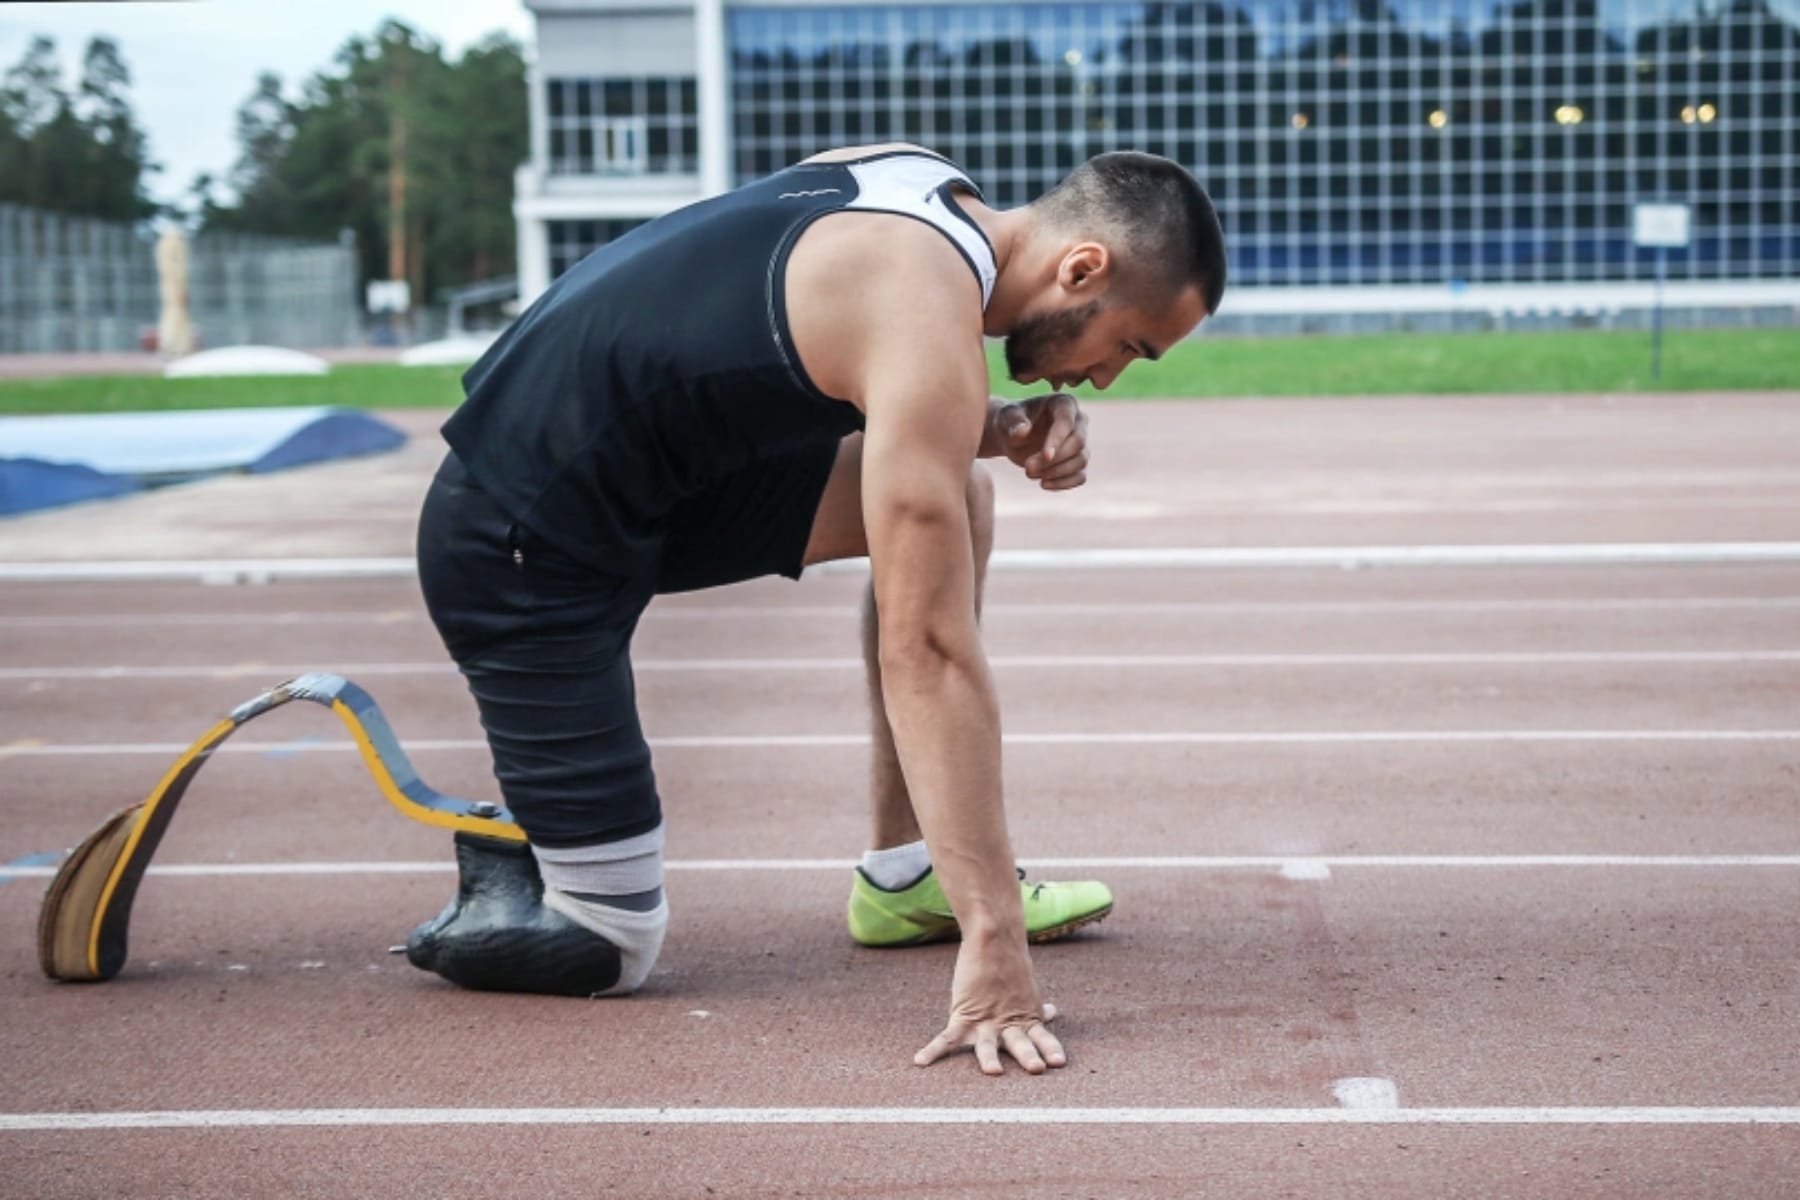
[969,205,1043,338]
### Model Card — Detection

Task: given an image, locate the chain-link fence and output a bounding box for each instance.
[0,205,359,354]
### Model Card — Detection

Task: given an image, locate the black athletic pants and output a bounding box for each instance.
[416,445,841,848]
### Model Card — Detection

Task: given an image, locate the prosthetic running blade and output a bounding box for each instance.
[37,671,520,983]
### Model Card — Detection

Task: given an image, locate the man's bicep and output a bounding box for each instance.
[834,218,990,615]
[853,285,990,548]
[859,382,985,630]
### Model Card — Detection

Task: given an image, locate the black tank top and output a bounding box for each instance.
[442,149,996,570]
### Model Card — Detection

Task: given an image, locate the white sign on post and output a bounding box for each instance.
[1632,203,1692,248]
[366,280,412,314]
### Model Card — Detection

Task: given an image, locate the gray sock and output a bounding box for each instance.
[533,824,665,896]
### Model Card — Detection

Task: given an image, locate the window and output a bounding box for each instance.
[598,116,649,174]
[547,77,697,176]
[725,3,1800,283]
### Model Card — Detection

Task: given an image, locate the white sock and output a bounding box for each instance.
[859,839,932,890]
[531,825,668,996]
[542,888,669,997]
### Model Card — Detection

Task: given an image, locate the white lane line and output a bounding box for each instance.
[0,739,44,762]
[913,543,1800,571]
[2,1106,1798,1130]
[4,855,1798,882]
[0,558,420,584]
[975,598,1800,616]
[10,730,1800,758]
[7,649,1800,681]
[5,597,1798,629]
[4,542,1800,584]
[1332,1079,1402,1110]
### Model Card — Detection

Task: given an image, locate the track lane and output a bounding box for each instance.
[4,390,1800,1196]
[1,868,1795,1110]
[2,1125,1795,1200]
[5,741,1800,866]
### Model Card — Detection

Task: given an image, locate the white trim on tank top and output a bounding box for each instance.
[844,156,997,310]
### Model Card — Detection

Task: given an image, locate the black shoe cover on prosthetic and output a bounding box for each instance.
[406,832,623,996]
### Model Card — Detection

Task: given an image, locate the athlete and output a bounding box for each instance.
[410,144,1226,1076]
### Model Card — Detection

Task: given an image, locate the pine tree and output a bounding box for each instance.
[0,34,154,220]
[204,21,527,298]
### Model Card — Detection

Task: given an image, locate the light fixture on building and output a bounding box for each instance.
[1291,111,1310,130]
[1427,109,1449,128]
[1064,49,1082,66]
[1698,102,1717,123]
[1553,104,1584,126]
[1681,105,1697,124]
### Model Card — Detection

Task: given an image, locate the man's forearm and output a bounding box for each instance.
[878,640,1024,941]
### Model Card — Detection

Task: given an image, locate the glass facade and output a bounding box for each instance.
[728,1,1800,285]
[549,218,651,278]
[547,77,701,176]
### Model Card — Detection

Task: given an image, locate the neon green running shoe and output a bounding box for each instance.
[847,866,1113,948]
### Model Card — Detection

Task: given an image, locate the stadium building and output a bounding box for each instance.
[513,0,1800,326]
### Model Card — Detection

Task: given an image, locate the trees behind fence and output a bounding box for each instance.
[0,203,357,354]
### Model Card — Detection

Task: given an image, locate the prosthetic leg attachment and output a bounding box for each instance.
[404,833,624,996]
[37,672,521,983]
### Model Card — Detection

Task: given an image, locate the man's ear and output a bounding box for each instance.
[1058,242,1111,292]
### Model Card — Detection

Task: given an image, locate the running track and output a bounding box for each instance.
[0,393,1797,1197]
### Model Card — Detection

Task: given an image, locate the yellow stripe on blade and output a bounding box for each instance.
[331,700,523,842]
[86,717,236,976]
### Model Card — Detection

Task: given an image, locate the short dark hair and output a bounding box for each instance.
[1034,151,1227,316]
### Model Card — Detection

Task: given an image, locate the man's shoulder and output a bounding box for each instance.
[784,206,984,405]
[795,213,981,329]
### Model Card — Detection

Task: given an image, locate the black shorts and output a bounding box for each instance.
[416,443,842,848]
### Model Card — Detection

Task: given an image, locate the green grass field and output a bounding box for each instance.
[990,326,1799,400]
[0,328,1793,415]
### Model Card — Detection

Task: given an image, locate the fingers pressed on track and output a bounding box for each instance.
[974,1034,1005,1076]
[1028,1022,1066,1067]
[914,1030,960,1067]
[1002,1026,1047,1074]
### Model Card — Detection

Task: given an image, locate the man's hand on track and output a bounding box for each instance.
[914,939,1066,1076]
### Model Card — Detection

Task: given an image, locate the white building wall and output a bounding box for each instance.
[535,10,698,78]
[518,0,717,303]
[694,0,730,196]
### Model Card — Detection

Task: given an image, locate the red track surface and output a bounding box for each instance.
[1,393,1798,1196]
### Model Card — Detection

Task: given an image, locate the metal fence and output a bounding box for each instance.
[727,1,1800,287]
[0,204,359,355]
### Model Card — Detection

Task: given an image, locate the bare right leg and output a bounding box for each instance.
[798,433,997,852]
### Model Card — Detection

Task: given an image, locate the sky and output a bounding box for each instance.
[0,0,533,207]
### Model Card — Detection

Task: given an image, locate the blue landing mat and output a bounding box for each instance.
[0,407,407,517]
